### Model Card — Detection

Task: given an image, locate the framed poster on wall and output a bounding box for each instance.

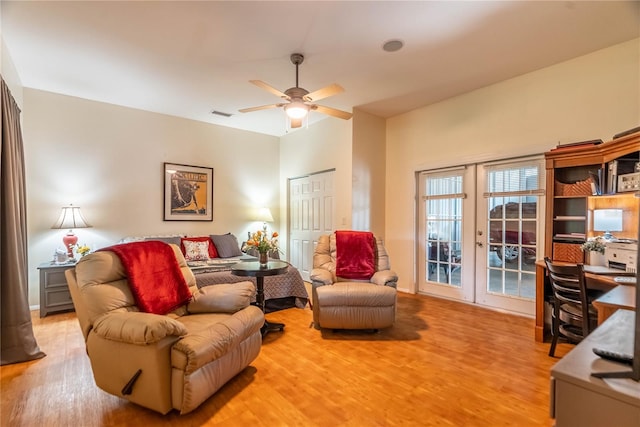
[163,162,213,221]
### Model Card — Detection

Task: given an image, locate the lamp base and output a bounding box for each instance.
[62,231,78,259]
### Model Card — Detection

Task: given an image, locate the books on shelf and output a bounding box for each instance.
[554,215,586,220]
[613,125,640,139]
[551,139,603,151]
[554,232,586,242]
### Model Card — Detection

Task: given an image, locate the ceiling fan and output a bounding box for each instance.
[239,53,353,128]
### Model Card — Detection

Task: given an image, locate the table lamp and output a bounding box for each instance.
[51,204,92,259]
[593,208,623,240]
[255,207,274,234]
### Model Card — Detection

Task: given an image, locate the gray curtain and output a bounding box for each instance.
[1,77,45,365]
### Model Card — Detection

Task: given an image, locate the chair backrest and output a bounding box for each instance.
[313,233,391,281]
[68,243,197,340]
[544,257,593,335]
[429,241,449,262]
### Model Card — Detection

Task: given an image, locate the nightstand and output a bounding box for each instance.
[38,261,76,317]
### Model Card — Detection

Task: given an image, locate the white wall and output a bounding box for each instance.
[385,38,640,293]
[352,109,386,237]
[23,89,280,306]
[279,117,353,254]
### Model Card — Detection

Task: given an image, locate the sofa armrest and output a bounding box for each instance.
[371,270,398,287]
[92,312,188,345]
[310,268,333,286]
[187,281,255,314]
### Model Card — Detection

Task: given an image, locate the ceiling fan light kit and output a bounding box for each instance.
[240,53,352,129]
[285,101,309,119]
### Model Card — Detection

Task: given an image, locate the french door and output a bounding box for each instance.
[417,166,477,302]
[417,157,544,316]
[475,158,544,315]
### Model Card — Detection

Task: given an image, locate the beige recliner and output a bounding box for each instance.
[310,233,398,330]
[66,243,264,415]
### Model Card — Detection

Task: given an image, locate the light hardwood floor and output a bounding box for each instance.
[1,293,570,426]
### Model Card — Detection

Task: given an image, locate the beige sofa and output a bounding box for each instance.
[66,243,264,414]
[310,233,398,330]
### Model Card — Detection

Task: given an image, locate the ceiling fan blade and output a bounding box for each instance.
[290,118,303,128]
[238,103,283,113]
[313,104,353,120]
[304,83,344,102]
[249,80,289,99]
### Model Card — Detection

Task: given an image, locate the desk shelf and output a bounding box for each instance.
[538,132,640,342]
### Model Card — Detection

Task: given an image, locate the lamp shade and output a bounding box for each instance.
[51,205,92,230]
[52,205,92,259]
[255,207,274,223]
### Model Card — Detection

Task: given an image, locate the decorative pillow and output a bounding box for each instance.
[145,236,182,246]
[181,236,218,258]
[182,240,210,261]
[210,233,243,258]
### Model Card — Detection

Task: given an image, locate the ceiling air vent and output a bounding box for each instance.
[211,110,233,118]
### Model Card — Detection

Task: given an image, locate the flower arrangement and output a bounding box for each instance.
[580,236,606,254]
[244,230,279,254]
[76,244,91,257]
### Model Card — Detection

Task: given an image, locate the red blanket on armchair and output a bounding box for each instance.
[335,231,376,280]
[100,241,192,315]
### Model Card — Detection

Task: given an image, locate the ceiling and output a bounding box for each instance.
[2,1,639,137]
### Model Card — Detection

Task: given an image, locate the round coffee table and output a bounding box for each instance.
[231,260,289,336]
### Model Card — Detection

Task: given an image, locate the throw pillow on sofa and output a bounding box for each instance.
[144,236,183,246]
[183,240,211,261]
[210,233,243,258]
[180,236,219,259]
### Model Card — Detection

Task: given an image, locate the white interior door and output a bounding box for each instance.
[288,170,334,281]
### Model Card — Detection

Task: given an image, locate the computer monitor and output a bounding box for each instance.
[593,208,623,240]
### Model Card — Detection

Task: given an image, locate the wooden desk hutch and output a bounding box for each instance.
[536,131,640,342]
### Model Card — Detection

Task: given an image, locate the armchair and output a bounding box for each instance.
[310,232,397,330]
[66,243,264,415]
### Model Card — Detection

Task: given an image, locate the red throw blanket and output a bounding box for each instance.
[100,241,192,315]
[335,231,376,280]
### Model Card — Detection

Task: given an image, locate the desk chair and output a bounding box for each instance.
[428,242,450,282]
[544,257,598,357]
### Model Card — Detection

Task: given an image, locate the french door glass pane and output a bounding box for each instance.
[486,164,540,300]
[425,175,463,287]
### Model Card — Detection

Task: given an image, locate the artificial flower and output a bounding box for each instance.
[244,230,279,254]
[76,244,91,257]
[580,236,606,254]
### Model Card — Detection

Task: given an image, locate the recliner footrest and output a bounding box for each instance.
[315,283,396,330]
[316,283,396,306]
